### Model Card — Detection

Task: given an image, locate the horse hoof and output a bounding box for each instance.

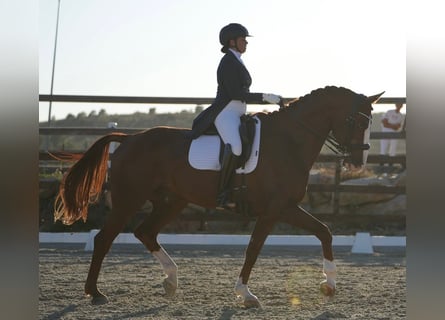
[243,298,261,308]
[162,279,177,297]
[320,281,336,297]
[90,294,109,305]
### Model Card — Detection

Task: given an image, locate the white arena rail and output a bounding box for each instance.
[39,231,405,254]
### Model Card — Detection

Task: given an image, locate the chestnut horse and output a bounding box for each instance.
[54,86,383,307]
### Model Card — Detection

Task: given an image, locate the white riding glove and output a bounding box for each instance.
[262,93,281,104]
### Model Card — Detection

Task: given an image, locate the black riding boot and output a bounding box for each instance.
[216,144,238,210]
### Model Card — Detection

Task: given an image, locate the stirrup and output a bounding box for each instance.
[216,192,236,210]
[216,202,236,210]
[216,196,236,210]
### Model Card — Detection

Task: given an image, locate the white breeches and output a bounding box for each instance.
[214,100,247,156]
[380,137,398,157]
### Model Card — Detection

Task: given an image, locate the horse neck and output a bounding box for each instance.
[277,102,333,170]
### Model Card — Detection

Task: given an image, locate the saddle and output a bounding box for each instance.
[202,114,257,169]
[192,114,258,216]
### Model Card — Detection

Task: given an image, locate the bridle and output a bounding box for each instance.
[279,96,372,157]
[326,110,371,156]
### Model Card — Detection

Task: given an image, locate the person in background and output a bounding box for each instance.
[380,102,405,171]
[190,23,281,209]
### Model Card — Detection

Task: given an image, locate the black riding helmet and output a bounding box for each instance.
[219,23,252,53]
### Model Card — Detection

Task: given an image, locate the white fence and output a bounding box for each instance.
[39,231,405,254]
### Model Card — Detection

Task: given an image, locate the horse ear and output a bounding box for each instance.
[367,91,385,104]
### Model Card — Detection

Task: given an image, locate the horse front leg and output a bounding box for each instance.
[279,205,336,297]
[236,216,276,308]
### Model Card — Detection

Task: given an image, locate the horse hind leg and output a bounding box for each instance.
[84,200,143,305]
[134,195,187,297]
[279,205,336,297]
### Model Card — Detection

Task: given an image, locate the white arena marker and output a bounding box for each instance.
[84,229,99,251]
[351,232,374,254]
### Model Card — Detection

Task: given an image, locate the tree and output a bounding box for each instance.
[195,105,204,113]
[76,112,87,119]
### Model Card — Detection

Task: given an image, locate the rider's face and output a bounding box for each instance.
[235,37,248,53]
[230,37,248,53]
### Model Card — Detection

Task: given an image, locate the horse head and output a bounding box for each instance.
[330,90,384,170]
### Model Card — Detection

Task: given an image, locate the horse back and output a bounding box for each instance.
[112,126,191,160]
[108,127,189,178]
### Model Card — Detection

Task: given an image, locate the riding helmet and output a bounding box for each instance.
[219,23,252,52]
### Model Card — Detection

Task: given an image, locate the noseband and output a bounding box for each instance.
[327,109,371,156]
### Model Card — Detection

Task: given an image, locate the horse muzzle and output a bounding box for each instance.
[344,142,370,169]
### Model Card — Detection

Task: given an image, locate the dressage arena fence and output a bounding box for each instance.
[39,231,406,254]
[39,94,406,234]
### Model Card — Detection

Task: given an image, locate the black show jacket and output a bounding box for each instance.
[190,50,264,139]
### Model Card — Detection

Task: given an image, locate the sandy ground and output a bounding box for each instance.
[39,243,405,319]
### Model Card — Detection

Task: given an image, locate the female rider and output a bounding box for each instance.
[191,23,281,209]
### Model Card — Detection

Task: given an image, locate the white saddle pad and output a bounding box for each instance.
[188,116,261,174]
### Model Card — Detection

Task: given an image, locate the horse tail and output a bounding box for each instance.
[54,133,128,225]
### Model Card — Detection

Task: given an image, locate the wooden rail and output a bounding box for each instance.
[39,127,406,139]
[39,94,406,105]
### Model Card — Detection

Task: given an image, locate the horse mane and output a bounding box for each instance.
[286,86,356,109]
[258,86,355,119]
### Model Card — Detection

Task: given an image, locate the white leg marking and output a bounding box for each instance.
[323,258,337,287]
[152,247,178,294]
[234,277,260,306]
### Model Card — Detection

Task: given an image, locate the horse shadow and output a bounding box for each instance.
[43,304,77,320]
[113,304,169,319]
[312,311,347,319]
[218,306,237,320]
[43,303,169,320]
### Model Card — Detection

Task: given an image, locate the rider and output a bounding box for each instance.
[190,23,282,209]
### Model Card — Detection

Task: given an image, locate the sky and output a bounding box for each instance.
[39,0,406,122]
